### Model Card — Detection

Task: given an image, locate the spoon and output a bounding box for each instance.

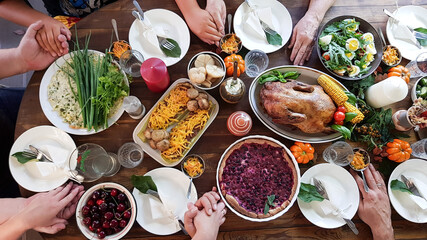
[132,10,143,21]
[181,155,205,199]
[350,148,371,192]
[219,14,242,54]
[111,19,120,42]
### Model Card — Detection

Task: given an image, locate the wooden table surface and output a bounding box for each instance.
[15,0,427,239]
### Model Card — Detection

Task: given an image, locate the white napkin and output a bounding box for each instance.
[393,22,418,44]
[24,144,70,179]
[401,174,427,210]
[147,195,176,221]
[310,178,352,218]
[244,6,274,41]
[135,13,167,55]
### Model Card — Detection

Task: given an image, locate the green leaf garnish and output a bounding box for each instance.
[160,38,181,58]
[265,31,282,46]
[344,112,358,122]
[390,179,412,194]
[12,152,36,164]
[131,175,158,193]
[258,70,300,84]
[331,124,351,139]
[79,150,91,173]
[415,27,427,47]
[298,183,324,203]
[264,194,276,215]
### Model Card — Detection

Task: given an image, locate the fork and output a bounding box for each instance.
[157,36,175,51]
[245,0,276,35]
[313,178,359,235]
[22,150,45,162]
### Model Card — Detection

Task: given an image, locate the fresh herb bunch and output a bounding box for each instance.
[63,31,129,131]
[258,70,300,84]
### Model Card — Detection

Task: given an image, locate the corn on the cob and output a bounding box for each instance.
[344,102,364,124]
[317,75,348,106]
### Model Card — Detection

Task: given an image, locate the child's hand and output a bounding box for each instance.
[35,18,71,57]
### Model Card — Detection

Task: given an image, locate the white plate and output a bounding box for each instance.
[249,66,348,143]
[9,126,77,192]
[297,163,359,229]
[386,6,427,61]
[129,9,190,67]
[39,50,129,135]
[216,135,301,222]
[132,168,197,235]
[233,0,292,53]
[132,79,219,167]
[388,159,427,223]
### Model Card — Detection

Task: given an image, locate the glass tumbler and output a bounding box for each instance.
[322,141,354,166]
[244,49,269,77]
[119,50,144,77]
[118,142,144,168]
[123,96,145,119]
[411,139,427,160]
[405,52,427,78]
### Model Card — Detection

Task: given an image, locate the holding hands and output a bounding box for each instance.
[184,187,226,240]
[35,18,71,58]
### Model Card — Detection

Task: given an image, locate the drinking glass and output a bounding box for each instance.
[118,142,144,168]
[322,141,354,166]
[245,49,269,77]
[405,52,427,78]
[411,139,427,160]
[123,96,145,119]
[68,143,114,182]
[103,152,121,177]
[119,50,144,77]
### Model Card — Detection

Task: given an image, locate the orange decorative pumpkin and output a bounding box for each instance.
[387,65,410,84]
[224,54,245,77]
[386,139,412,163]
[290,142,315,164]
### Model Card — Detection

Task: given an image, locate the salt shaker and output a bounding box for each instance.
[123,96,145,119]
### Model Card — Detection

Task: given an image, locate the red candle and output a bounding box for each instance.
[140,58,170,93]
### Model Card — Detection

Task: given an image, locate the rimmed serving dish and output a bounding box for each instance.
[249,65,350,143]
[132,78,219,167]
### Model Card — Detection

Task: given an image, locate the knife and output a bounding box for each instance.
[383,9,422,49]
[133,0,145,21]
[146,189,188,235]
[401,175,426,200]
[313,178,359,235]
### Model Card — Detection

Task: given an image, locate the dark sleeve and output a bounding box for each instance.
[40,0,65,17]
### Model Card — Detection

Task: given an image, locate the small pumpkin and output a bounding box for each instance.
[290,142,315,164]
[387,65,410,84]
[224,54,245,77]
[386,139,412,163]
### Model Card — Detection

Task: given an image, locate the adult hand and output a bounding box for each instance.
[185,7,222,45]
[17,21,69,72]
[205,0,226,37]
[192,201,226,240]
[350,164,394,240]
[18,182,82,234]
[35,18,71,57]
[288,14,320,65]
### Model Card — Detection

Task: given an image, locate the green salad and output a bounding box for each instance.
[416,77,427,99]
[319,18,377,78]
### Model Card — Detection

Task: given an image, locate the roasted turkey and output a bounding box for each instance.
[260,81,336,133]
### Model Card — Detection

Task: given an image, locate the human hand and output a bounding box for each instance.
[205,0,226,37]
[17,21,69,72]
[288,14,320,65]
[192,201,226,240]
[351,164,394,240]
[18,182,82,234]
[184,7,222,45]
[35,18,71,57]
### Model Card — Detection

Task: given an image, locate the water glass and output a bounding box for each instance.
[103,152,121,177]
[123,96,145,119]
[119,50,144,77]
[411,139,427,160]
[245,49,269,77]
[405,52,427,78]
[322,141,354,166]
[69,143,113,182]
[118,142,144,168]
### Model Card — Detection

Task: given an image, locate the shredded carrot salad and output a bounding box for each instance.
[382,46,399,65]
[221,34,240,53]
[183,157,204,178]
[148,85,190,130]
[162,107,210,162]
[351,151,368,170]
[110,40,131,59]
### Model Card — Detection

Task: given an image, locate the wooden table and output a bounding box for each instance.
[15,0,427,239]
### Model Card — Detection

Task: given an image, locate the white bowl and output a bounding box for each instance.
[187,51,226,91]
[76,182,136,239]
[411,76,427,102]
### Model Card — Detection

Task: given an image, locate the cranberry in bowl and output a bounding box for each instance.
[76,182,136,239]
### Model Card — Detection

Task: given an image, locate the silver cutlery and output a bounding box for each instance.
[383,9,422,49]
[132,0,176,52]
[111,19,120,42]
[146,189,188,235]
[29,145,53,162]
[313,178,359,235]
[245,0,277,35]
[401,175,426,200]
